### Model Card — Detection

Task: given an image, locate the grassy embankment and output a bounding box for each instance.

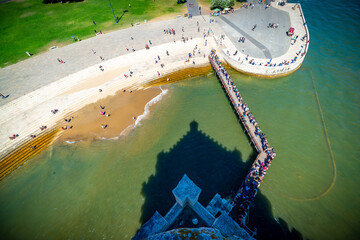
[0,0,186,67]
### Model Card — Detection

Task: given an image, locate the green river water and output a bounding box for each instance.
[0,0,359,239]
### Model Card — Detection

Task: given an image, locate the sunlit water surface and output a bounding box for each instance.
[0,0,359,239]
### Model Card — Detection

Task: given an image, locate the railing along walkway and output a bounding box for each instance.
[209,51,276,224]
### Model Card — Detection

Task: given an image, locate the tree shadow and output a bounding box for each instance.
[248,190,305,240]
[116,10,128,23]
[139,120,255,223]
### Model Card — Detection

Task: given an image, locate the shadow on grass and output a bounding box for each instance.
[43,0,84,4]
[139,120,254,223]
[117,10,128,23]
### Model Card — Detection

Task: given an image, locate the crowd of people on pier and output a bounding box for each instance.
[209,50,276,224]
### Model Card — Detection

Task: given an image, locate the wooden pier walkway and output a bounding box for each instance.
[209,51,276,224]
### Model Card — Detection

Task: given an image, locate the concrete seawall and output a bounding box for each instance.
[213,2,309,78]
[222,49,304,78]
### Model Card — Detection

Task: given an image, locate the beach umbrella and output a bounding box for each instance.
[213,8,221,12]
[224,8,231,11]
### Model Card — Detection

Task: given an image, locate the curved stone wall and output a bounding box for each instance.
[216,3,310,78]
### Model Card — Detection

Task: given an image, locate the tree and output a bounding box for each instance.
[211,0,234,10]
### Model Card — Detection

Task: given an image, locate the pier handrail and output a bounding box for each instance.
[209,52,276,225]
[209,60,261,151]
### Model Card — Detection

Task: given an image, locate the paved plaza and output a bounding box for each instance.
[217,4,291,58]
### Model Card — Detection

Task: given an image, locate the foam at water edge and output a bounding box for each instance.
[65,140,83,144]
[100,136,120,141]
[111,87,168,138]
[134,87,169,128]
[61,88,168,142]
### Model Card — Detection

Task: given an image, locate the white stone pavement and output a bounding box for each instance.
[217,4,291,59]
[0,16,220,107]
[0,15,225,159]
[219,3,309,77]
[0,3,308,159]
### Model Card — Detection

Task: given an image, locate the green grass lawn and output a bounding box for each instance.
[0,0,185,67]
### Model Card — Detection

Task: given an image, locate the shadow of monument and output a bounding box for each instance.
[140,121,255,223]
[248,189,305,240]
[138,120,304,239]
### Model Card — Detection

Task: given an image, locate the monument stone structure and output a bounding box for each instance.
[133,174,255,240]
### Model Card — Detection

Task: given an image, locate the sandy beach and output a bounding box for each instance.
[0,3,307,180]
[58,87,163,142]
[0,13,223,184]
[0,29,217,159]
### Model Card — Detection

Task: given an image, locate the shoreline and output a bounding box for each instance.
[58,87,164,143]
[0,63,214,180]
[0,128,61,181]
[0,3,309,180]
[0,34,215,159]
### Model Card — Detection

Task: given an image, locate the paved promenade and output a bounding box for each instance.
[217,2,309,77]
[217,3,290,58]
[0,16,217,107]
[0,15,227,159]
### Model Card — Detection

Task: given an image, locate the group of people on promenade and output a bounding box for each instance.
[164,28,176,35]
[209,50,276,224]
[210,7,234,17]
[57,58,65,64]
[238,37,245,43]
[227,39,307,68]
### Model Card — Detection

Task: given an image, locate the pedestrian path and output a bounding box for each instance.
[186,0,201,16]
[0,16,210,107]
[216,3,291,59]
[209,51,276,224]
[219,16,272,58]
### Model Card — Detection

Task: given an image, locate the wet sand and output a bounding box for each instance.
[58,65,216,144]
[58,87,163,142]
